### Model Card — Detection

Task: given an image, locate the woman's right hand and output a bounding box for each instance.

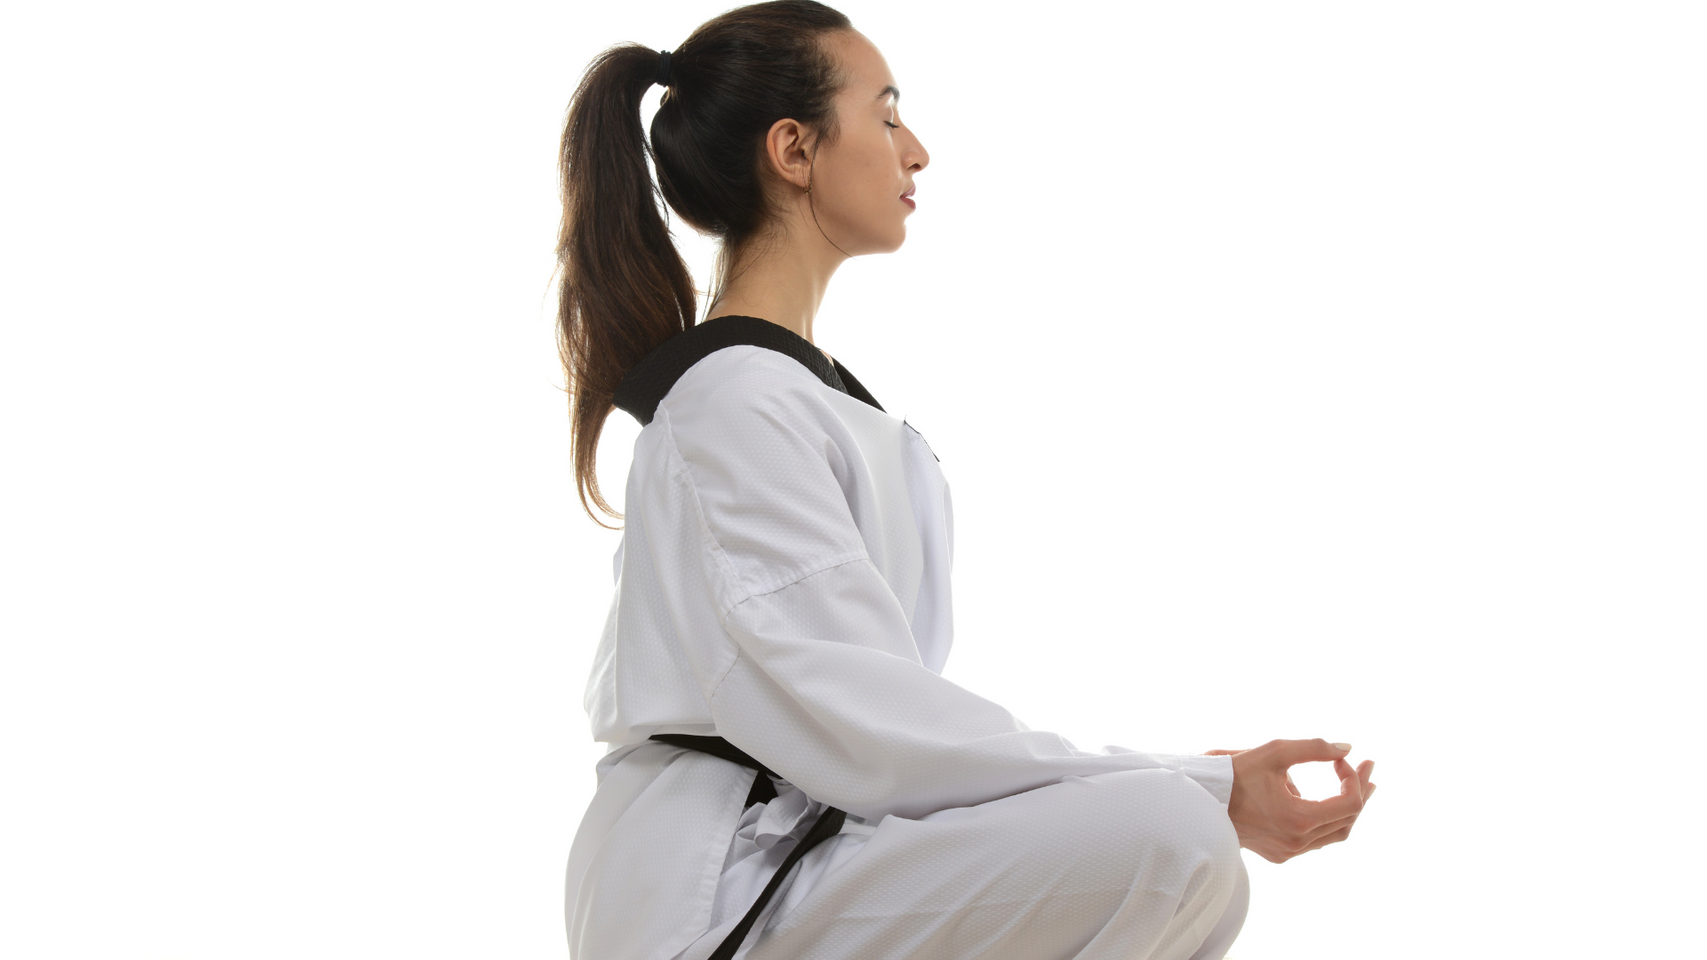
[1203,739,1376,863]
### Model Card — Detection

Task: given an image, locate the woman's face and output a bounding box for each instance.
[802,30,930,256]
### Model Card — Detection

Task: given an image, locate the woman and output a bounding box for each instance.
[556,3,1377,958]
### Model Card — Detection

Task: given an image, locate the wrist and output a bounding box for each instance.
[1178,753,1235,807]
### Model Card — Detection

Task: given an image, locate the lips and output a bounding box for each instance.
[900,185,915,199]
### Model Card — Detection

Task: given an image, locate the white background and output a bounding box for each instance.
[3,2,1701,957]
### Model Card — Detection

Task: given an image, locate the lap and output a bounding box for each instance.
[750,767,1246,960]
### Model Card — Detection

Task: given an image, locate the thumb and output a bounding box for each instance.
[1272,738,1352,766]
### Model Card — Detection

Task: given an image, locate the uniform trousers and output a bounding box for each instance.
[723,766,1249,960]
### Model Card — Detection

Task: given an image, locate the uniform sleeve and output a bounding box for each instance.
[654,365,1233,823]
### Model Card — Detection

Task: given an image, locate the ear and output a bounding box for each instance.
[763,117,816,191]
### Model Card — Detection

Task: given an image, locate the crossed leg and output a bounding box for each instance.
[748,766,1249,960]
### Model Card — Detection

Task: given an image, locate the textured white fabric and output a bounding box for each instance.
[565,345,1245,960]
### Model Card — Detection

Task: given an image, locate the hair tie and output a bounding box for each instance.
[654,49,672,87]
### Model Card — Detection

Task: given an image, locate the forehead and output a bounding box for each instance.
[828,31,896,105]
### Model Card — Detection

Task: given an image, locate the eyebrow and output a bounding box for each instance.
[874,84,900,105]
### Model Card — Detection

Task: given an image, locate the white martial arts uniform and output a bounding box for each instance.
[565,316,1249,960]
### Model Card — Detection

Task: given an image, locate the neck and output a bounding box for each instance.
[706,199,849,345]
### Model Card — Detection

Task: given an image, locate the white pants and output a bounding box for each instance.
[740,767,1249,960]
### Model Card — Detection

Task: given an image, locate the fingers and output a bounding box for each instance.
[1342,759,1375,810]
[1304,755,1368,821]
[1251,812,1357,864]
[1284,772,1300,797]
[1268,738,1352,766]
[1294,769,1377,852]
[1300,809,1358,844]
[1301,823,1353,854]
[1340,757,1374,791]
[1334,757,1370,801]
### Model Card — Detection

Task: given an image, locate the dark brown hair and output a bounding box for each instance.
[557,0,854,528]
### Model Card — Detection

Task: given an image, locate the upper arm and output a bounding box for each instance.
[658,353,870,599]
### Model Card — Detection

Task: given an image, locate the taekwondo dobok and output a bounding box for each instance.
[566,315,1250,960]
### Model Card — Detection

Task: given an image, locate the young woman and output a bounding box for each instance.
[556,4,1377,958]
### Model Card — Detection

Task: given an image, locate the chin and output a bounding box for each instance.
[851,239,905,258]
[846,221,908,256]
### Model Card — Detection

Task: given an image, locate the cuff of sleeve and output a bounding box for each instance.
[1177,754,1235,807]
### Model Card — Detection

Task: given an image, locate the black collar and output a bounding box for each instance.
[611,315,885,426]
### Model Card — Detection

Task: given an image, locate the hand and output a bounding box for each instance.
[1203,739,1376,864]
[1204,747,1302,798]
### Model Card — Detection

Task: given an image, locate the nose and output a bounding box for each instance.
[906,129,929,173]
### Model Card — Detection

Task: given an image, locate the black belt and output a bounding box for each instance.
[650,734,848,960]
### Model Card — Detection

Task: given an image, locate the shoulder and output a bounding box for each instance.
[649,346,870,593]
[657,345,850,454]
[662,344,834,411]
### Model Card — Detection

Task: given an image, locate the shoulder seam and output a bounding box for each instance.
[656,409,744,612]
[705,555,878,709]
[734,554,874,604]
[656,407,870,609]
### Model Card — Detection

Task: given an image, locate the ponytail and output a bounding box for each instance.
[556,1,853,527]
[557,44,697,529]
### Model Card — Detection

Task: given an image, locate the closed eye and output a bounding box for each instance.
[883,121,898,129]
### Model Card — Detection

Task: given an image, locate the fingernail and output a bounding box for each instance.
[1332,742,1352,752]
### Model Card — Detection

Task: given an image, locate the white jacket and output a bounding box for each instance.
[565,317,1233,960]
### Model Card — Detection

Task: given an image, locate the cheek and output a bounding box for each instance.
[856,149,897,207]
[819,143,897,221]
